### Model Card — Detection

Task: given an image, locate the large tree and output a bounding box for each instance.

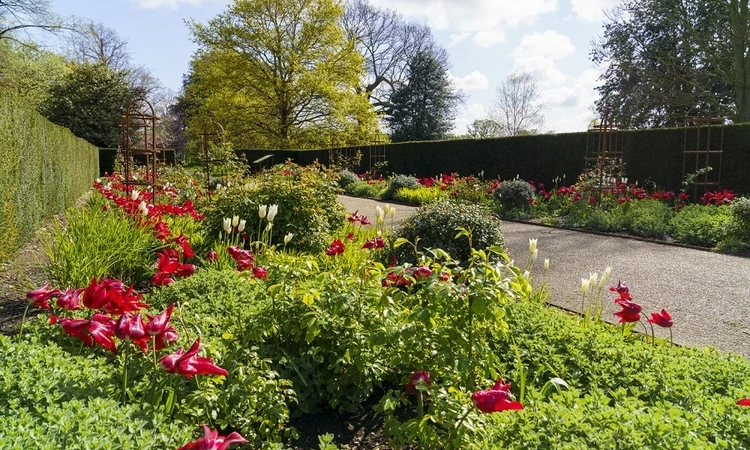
[491,72,545,136]
[41,62,133,147]
[0,39,69,109]
[592,0,750,127]
[186,0,381,149]
[385,50,462,142]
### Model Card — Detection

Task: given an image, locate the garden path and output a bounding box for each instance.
[338,195,750,358]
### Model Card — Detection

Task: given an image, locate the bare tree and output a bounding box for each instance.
[0,0,63,44]
[343,0,449,115]
[492,72,545,136]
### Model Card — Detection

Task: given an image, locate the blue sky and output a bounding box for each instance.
[50,0,620,134]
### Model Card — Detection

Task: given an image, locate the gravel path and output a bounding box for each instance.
[338,195,750,358]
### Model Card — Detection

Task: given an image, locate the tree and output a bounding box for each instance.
[41,62,134,147]
[0,0,59,42]
[0,38,69,109]
[342,0,448,115]
[591,0,750,127]
[466,118,504,138]
[385,51,462,142]
[186,0,381,149]
[492,72,545,136]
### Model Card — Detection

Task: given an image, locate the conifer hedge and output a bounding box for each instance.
[0,94,99,261]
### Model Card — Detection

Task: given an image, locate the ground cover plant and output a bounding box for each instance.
[5,161,750,449]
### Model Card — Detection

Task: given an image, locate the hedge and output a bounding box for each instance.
[99,148,176,176]
[237,123,750,195]
[0,94,99,262]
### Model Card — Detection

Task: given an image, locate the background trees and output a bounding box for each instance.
[385,51,462,142]
[184,0,381,150]
[492,72,545,136]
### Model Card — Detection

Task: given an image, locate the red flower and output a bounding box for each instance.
[325,239,345,256]
[26,285,63,310]
[145,304,175,336]
[252,266,268,279]
[471,379,523,413]
[405,371,431,396]
[648,309,673,328]
[174,233,195,259]
[438,271,451,282]
[346,232,356,241]
[609,280,631,299]
[60,313,118,353]
[207,249,219,262]
[115,312,149,351]
[362,236,385,250]
[160,338,228,378]
[56,288,83,310]
[614,299,642,323]
[737,399,750,406]
[177,425,247,450]
[227,246,255,271]
[359,215,371,226]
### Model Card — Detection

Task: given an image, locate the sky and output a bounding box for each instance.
[49,0,621,135]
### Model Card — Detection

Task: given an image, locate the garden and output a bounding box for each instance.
[4,159,750,449]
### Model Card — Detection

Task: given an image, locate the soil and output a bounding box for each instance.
[290,402,390,450]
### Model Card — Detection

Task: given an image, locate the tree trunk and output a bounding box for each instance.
[730,0,750,122]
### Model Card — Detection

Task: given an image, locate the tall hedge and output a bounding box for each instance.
[0,94,99,262]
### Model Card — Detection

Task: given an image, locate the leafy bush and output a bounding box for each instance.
[204,162,345,253]
[730,197,750,240]
[386,174,420,199]
[338,170,360,189]
[670,204,733,247]
[344,180,385,198]
[392,201,504,263]
[580,209,623,232]
[43,196,163,287]
[495,180,534,210]
[624,199,674,238]
[393,186,447,205]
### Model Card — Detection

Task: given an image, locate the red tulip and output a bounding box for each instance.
[359,216,371,226]
[412,266,432,279]
[26,285,63,310]
[325,239,345,256]
[56,288,83,310]
[614,299,642,323]
[609,280,631,300]
[177,425,247,450]
[60,314,117,353]
[173,233,195,259]
[648,309,673,328]
[103,285,149,315]
[346,232,356,241]
[362,236,385,250]
[405,371,431,396]
[160,338,228,378]
[737,398,750,406]
[115,312,146,341]
[471,379,523,413]
[154,325,179,350]
[252,266,268,280]
[145,304,175,336]
[206,249,219,262]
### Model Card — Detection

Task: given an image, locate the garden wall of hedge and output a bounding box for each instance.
[0,94,99,262]
[237,124,750,194]
[99,148,176,176]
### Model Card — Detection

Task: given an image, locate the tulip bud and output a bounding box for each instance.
[265,222,273,232]
[528,238,538,254]
[389,206,396,217]
[258,204,268,219]
[531,249,538,261]
[232,215,239,227]
[96,178,101,184]
[131,189,140,201]
[581,278,590,294]
[376,205,384,219]
[377,216,384,225]
[223,217,232,233]
[523,270,530,280]
[238,219,246,232]
[543,259,550,270]
[589,272,598,287]
[600,266,612,288]
[284,232,293,244]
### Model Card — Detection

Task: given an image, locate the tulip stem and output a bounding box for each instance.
[17,303,30,342]
[151,336,158,371]
[446,407,472,449]
[648,322,656,347]
[669,327,673,346]
[417,391,424,421]
[121,341,129,405]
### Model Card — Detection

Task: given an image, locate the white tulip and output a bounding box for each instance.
[130,189,139,200]
[528,238,538,254]
[267,204,279,222]
[222,217,232,233]
[265,222,274,232]
[523,270,530,280]
[531,249,538,261]
[258,204,268,219]
[376,205,384,219]
[589,272,598,287]
[543,259,550,270]
[231,215,239,227]
[600,266,612,289]
[96,178,101,184]
[389,206,396,217]
[581,278,590,294]
[216,183,222,190]
[284,232,294,244]
[238,219,246,232]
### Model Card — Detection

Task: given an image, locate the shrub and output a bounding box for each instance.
[204,162,345,253]
[670,204,733,247]
[43,196,163,287]
[393,186,447,205]
[386,174,420,199]
[495,180,534,210]
[730,197,750,240]
[580,209,623,232]
[338,170,360,189]
[391,201,504,263]
[344,180,385,198]
[624,199,674,238]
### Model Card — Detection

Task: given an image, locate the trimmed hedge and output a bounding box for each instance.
[0,94,99,262]
[99,148,176,176]
[237,123,750,195]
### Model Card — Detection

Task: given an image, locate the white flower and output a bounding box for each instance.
[377,215,384,225]
[581,278,590,294]
[227,181,231,188]
[265,222,274,232]
[267,204,279,222]
[389,206,396,217]
[589,272,599,287]
[216,183,222,190]
[531,249,538,261]
[543,259,550,270]
[138,201,147,212]
[238,219,246,232]
[96,178,101,184]
[223,217,232,233]
[600,266,612,289]
[376,205,384,219]
[258,204,268,219]
[232,215,239,227]
[130,189,140,201]
[528,238,538,254]
[523,270,530,280]
[284,232,293,244]
[104,182,112,190]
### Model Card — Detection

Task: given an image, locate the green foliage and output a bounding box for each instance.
[386,51,461,142]
[0,93,99,262]
[337,169,360,189]
[670,204,733,247]
[0,40,70,111]
[204,162,345,252]
[730,197,750,240]
[392,201,504,263]
[145,270,297,445]
[43,196,162,287]
[624,199,674,238]
[579,208,624,232]
[495,180,534,210]
[40,62,134,147]
[393,186,447,205]
[385,174,420,199]
[343,180,386,198]
[0,335,193,449]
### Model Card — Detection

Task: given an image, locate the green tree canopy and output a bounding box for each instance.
[0,39,69,110]
[41,62,133,147]
[385,50,462,142]
[185,0,382,150]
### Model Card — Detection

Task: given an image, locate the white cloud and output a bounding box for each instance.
[571,0,621,23]
[448,32,471,47]
[130,0,222,9]
[510,31,575,86]
[472,30,506,48]
[543,68,601,132]
[454,102,489,135]
[449,71,490,91]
